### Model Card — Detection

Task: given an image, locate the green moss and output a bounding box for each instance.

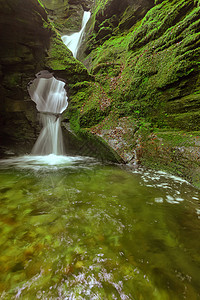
[46,35,74,69]
[67,111,81,133]
[138,129,200,187]
[67,81,112,131]
[155,130,199,147]
[167,111,200,131]
[42,20,51,30]
[80,108,108,127]
[92,0,111,18]
[46,34,90,83]
[57,0,200,187]
[37,0,46,9]
[69,81,93,94]
[86,0,200,131]
[128,0,195,51]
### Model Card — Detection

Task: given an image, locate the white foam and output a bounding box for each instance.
[155,197,164,203]
[0,155,96,171]
[166,195,183,204]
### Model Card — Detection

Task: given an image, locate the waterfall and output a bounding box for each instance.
[31,114,64,155]
[61,11,91,58]
[27,11,90,156]
[28,71,68,155]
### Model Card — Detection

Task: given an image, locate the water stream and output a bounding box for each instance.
[0,159,200,299]
[27,71,68,155]
[31,114,64,155]
[61,11,91,58]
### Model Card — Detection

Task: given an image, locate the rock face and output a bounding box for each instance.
[70,0,200,133]
[66,0,200,186]
[39,0,94,34]
[81,0,154,57]
[80,0,200,130]
[0,0,90,154]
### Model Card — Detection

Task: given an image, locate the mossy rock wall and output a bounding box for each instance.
[80,0,154,58]
[66,0,200,186]
[78,0,200,132]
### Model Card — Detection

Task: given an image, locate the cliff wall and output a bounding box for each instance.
[39,0,94,34]
[0,0,89,154]
[67,0,200,186]
[81,0,200,131]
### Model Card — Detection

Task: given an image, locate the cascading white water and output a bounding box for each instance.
[31,114,64,155]
[61,11,91,58]
[28,71,68,115]
[27,12,90,158]
[28,71,68,155]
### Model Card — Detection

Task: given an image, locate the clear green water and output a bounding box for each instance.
[0,155,200,299]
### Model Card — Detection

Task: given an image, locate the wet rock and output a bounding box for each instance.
[40,0,94,34]
[83,0,154,56]
[0,0,90,152]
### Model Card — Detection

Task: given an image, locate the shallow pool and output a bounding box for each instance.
[0,155,200,299]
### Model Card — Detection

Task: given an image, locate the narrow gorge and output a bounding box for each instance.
[0,1,200,299]
[1,0,199,185]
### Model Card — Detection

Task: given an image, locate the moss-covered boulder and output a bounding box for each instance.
[45,34,90,82]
